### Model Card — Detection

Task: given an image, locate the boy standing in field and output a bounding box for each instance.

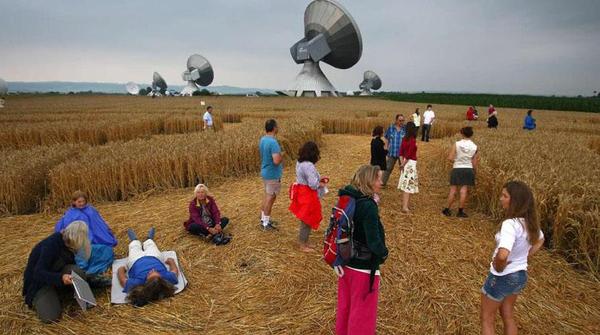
[421,105,435,142]
[259,119,283,231]
[203,106,214,130]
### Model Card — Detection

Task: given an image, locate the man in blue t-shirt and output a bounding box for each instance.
[258,119,283,231]
[117,228,179,306]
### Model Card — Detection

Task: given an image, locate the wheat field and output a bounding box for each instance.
[0,95,599,334]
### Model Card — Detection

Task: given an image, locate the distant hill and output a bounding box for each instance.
[7,81,276,95]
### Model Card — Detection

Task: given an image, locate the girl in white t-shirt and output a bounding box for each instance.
[480,181,545,335]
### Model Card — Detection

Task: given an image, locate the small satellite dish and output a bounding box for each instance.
[285,0,363,97]
[359,71,382,95]
[181,54,214,96]
[125,82,140,95]
[152,72,168,96]
[0,78,8,97]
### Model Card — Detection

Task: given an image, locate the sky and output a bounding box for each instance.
[1,0,599,95]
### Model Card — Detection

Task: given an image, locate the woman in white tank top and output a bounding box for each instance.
[442,127,479,218]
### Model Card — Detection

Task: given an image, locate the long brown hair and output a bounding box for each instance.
[503,181,540,245]
[127,277,176,307]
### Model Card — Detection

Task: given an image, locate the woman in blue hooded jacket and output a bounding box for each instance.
[54,191,117,278]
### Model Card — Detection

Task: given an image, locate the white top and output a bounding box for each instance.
[412,113,421,127]
[423,110,435,125]
[489,218,544,276]
[203,111,213,126]
[453,139,477,168]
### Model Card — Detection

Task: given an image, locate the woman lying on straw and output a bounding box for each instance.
[117,228,178,307]
[183,184,231,245]
[480,181,545,335]
[23,221,91,323]
[54,190,117,286]
[289,141,329,252]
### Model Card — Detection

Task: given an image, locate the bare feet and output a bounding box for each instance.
[401,208,411,214]
[299,244,316,253]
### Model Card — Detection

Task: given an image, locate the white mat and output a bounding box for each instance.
[111,250,188,304]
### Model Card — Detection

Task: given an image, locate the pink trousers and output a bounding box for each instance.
[336,267,380,335]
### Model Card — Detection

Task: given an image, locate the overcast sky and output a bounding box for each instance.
[1,0,599,95]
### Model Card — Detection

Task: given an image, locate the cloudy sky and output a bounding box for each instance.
[1,0,599,95]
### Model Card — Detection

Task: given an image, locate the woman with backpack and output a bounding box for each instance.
[289,141,328,252]
[480,181,544,335]
[336,165,388,335]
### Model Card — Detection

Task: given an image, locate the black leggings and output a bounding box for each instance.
[188,217,230,236]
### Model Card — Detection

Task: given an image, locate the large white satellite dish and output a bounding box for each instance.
[280,0,363,97]
[151,72,168,96]
[181,54,214,96]
[359,71,382,95]
[125,82,140,95]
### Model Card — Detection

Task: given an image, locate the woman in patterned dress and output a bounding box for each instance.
[398,122,418,213]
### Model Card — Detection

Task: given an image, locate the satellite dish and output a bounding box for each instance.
[151,72,167,95]
[359,71,382,95]
[125,82,140,95]
[285,0,363,97]
[0,78,8,97]
[181,54,214,96]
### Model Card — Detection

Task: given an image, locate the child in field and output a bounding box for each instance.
[442,127,478,217]
[54,191,116,283]
[117,228,178,307]
[398,122,418,213]
[289,141,328,252]
[480,181,544,335]
[523,110,536,130]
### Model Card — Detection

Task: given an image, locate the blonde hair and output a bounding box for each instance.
[350,165,381,197]
[194,184,211,197]
[62,221,91,260]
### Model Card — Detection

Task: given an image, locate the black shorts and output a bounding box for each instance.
[450,168,475,186]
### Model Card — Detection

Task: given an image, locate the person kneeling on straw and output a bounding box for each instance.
[117,228,178,307]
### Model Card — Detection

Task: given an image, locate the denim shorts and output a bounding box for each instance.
[481,270,528,302]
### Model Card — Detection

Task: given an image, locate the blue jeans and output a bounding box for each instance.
[481,270,528,302]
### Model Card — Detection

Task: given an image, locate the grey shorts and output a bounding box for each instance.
[263,179,281,196]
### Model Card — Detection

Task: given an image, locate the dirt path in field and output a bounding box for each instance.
[1,134,599,334]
